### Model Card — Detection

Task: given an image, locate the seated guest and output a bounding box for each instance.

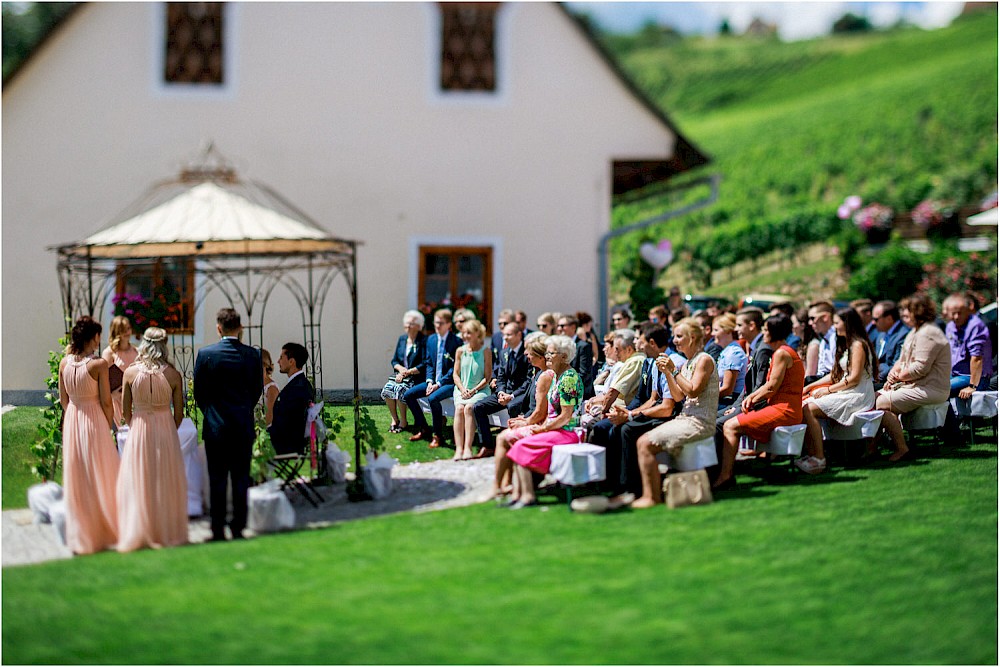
[874,293,951,462]
[493,333,552,496]
[381,310,427,433]
[593,332,621,392]
[851,298,876,342]
[611,305,633,331]
[796,308,876,475]
[452,308,476,331]
[943,293,993,398]
[490,309,515,375]
[714,308,774,460]
[631,318,719,508]
[576,311,602,368]
[717,314,804,488]
[269,342,315,456]
[705,301,721,319]
[668,307,689,329]
[503,335,584,509]
[713,313,748,409]
[770,301,799,349]
[514,310,532,336]
[260,349,279,426]
[557,314,595,399]
[583,329,645,419]
[451,319,492,461]
[648,305,669,327]
[805,300,837,385]
[793,308,820,378]
[667,286,684,311]
[697,312,724,361]
[473,321,533,457]
[535,312,558,335]
[871,300,910,387]
[404,309,462,448]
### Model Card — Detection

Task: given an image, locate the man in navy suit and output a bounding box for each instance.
[194,308,263,541]
[404,308,462,449]
[490,309,515,376]
[872,300,910,387]
[473,322,533,456]
[269,342,315,456]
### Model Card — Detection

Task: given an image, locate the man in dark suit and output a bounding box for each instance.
[194,308,263,541]
[404,308,462,449]
[490,309,515,376]
[714,308,774,464]
[557,314,595,399]
[872,300,910,387]
[473,322,532,456]
[268,342,315,456]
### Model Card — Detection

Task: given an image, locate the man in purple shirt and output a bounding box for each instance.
[943,293,993,399]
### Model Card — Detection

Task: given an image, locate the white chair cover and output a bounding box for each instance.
[324,442,351,483]
[550,443,607,486]
[821,410,885,440]
[27,481,63,524]
[49,499,67,546]
[417,397,456,418]
[751,424,807,456]
[248,480,295,533]
[655,436,718,472]
[901,402,949,430]
[950,391,999,419]
[177,417,204,517]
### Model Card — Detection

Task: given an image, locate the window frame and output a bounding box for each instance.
[152,2,238,98]
[114,258,196,335]
[417,245,493,326]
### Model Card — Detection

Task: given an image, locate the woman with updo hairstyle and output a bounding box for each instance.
[631,317,719,508]
[101,315,138,427]
[60,316,120,554]
[260,349,279,426]
[116,327,188,552]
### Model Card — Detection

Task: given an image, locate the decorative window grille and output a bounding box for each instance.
[439,3,499,92]
[164,2,224,84]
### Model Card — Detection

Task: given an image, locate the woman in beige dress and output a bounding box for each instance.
[117,327,188,552]
[874,293,952,462]
[60,316,120,555]
[101,316,138,428]
[632,318,719,509]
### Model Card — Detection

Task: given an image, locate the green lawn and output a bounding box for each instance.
[2,407,997,664]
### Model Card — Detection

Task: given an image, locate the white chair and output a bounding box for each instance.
[655,436,718,474]
[820,410,884,441]
[417,396,455,418]
[741,424,808,463]
[177,417,204,517]
[950,391,999,445]
[550,441,604,508]
[900,401,949,431]
[488,409,510,428]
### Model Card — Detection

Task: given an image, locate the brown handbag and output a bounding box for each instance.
[662,469,714,509]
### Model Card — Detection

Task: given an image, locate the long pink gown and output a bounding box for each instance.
[116,364,188,552]
[62,357,120,555]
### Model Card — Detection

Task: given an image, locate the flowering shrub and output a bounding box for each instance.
[113,286,185,333]
[852,203,894,232]
[910,199,954,229]
[417,294,483,323]
[917,252,997,309]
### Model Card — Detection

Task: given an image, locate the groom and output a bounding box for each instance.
[194,308,263,541]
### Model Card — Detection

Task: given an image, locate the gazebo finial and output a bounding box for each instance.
[181,140,237,183]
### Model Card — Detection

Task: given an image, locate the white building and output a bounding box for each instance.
[2,2,707,401]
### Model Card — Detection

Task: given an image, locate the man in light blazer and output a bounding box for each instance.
[404,308,462,449]
[269,342,315,456]
[194,308,263,541]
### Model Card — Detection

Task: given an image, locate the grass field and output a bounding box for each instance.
[2,407,997,664]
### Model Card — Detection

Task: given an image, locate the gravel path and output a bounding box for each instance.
[2,457,496,568]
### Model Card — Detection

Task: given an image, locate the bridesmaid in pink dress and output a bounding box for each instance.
[117,327,189,552]
[59,316,120,555]
[101,316,138,428]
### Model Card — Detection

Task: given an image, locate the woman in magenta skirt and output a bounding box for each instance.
[504,335,584,509]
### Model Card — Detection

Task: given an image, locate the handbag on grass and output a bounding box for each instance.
[662,469,713,509]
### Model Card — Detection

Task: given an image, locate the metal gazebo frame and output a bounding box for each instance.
[50,151,364,468]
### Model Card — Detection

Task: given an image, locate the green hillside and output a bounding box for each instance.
[603,12,998,299]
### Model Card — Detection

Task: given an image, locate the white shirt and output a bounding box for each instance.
[286,369,305,383]
[817,327,837,376]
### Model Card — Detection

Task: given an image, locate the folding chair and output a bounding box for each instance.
[268,402,326,507]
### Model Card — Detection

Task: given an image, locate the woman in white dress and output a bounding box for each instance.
[260,349,279,426]
[797,307,876,474]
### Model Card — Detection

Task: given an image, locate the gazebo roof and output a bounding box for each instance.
[56,147,354,259]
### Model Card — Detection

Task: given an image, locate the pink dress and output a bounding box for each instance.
[507,368,584,474]
[116,364,188,552]
[109,346,138,427]
[61,357,120,555]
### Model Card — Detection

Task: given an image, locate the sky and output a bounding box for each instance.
[565,1,967,41]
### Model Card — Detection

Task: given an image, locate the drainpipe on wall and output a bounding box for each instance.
[597,173,721,336]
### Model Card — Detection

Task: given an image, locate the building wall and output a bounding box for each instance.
[2,2,678,397]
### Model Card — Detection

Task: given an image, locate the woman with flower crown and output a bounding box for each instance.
[117,327,188,552]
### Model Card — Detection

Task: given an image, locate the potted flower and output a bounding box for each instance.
[911,199,958,240]
[852,203,894,245]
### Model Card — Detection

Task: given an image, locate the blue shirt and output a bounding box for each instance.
[717,341,748,395]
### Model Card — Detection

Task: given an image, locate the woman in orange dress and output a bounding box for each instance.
[101,316,138,428]
[117,327,189,552]
[716,313,805,489]
[60,316,120,555]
